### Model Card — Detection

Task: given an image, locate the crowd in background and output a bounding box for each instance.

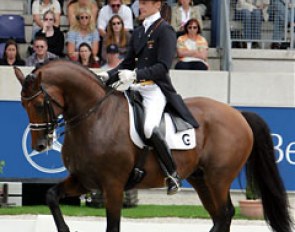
[0,0,211,70]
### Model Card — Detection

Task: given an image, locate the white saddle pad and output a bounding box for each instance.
[125,93,196,150]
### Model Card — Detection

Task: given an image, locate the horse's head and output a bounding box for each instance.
[14,67,64,152]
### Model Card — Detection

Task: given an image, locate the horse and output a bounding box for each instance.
[14,60,293,232]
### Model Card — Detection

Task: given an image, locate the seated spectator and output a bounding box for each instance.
[97,0,134,37]
[26,36,58,67]
[35,10,65,57]
[171,0,203,37]
[101,44,122,69]
[236,0,269,48]
[101,15,131,64]
[0,39,25,66]
[67,7,100,61]
[67,0,99,27]
[78,42,100,68]
[32,0,61,39]
[175,18,208,70]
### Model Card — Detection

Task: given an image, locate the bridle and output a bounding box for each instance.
[22,74,115,140]
[22,84,64,139]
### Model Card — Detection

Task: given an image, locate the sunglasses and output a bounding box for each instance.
[35,45,45,49]
[78,16,90,20]
[112,21,122,26]
[44,18,54,21]
[188,26,198,30]
[111,4,121,8]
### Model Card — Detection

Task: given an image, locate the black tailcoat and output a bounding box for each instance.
[107,18,199,128]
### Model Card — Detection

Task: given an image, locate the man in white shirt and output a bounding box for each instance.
[97,0,134,37]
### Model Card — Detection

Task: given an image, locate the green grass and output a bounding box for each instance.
[0,205,244,219]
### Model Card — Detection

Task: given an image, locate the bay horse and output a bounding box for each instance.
[14,60,293,232]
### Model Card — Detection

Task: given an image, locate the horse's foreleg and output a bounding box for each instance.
[46,175,87,232]
[104,185,124,232]
[188,170,234,232]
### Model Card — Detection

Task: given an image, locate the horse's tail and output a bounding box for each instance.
[241,111,293,232]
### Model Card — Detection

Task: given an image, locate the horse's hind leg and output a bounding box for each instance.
[188,169,234,232]
[46,175,87,232]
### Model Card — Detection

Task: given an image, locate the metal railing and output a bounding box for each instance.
[229,0,295,49]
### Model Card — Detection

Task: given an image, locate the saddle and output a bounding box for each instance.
[124,90,196,189]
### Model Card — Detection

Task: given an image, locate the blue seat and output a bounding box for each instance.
[0,43,5,58]
[0,15,26,43]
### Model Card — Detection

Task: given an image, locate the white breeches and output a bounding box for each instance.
[130,84,166,139]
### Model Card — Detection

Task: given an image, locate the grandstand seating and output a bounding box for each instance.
[0,15,26,43]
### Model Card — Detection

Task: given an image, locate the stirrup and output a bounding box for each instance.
[166,175,181,195]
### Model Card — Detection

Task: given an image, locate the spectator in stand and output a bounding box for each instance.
[101,44,122,69]
[35,10,65,57]
[236,0,269,49]
[0,39,25,66]
[67,0,99,27]
[101,15,131,64]
[67,7,100,61]
[175,18,208,70]
[97,0,134,37]
[26,36,58,67]
[171,0,203,37]
[32,0,61,39]
[78,42,100,68]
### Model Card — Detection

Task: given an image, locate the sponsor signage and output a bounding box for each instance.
[0,102,294,190]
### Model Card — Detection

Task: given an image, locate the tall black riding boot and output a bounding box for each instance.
[149,128,181,195]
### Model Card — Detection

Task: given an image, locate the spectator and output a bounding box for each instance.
[32,0,61,39]
[78,42,100,68]
[175,18,209,70]
[0,39,25,66]
[171,0,203,36]
[97,0,134,37]
[66,7,100,61]
[101,44,122,69]
[236,0,270,48]
[67,0,99,27]
[269,0,294,49]
[192,0,211,19]
[26,36,58,67]
[101,15,131,64]
[35,10,65,57]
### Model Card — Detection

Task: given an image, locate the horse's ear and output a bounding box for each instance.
[14,66,25,85]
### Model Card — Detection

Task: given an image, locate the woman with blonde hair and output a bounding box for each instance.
[101,15,130,64]
[67,0,98,27]
[66,7,100,61]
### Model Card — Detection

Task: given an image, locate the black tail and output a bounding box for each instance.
[241,111,293,232]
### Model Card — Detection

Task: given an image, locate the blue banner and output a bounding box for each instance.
[0,102,294,190]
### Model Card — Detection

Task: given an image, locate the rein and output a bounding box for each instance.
[22,79,115,138]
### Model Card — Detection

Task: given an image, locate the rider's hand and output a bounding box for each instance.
[97,71,109,83]
[118,70,136,83]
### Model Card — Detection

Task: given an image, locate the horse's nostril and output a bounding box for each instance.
[36,144,46,151]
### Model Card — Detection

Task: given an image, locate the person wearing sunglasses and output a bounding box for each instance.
[97,0,134,37]
[67,0,99,27]
[32,0,61,39]
[26,36,58,67]
[98,0,199,195]
[67,7,100,61]
[101,15,131,64]
[175,18,208,70]
[35,10,65,57]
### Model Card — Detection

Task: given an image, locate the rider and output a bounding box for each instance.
[98,0,199,195]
